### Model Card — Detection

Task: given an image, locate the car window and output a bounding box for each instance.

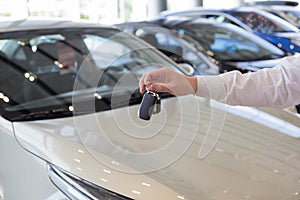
[154,32,179,46]
[133,27,217,75]
[233,11,295,33]
[0,28,177,121]
[283,10,300,27]
[203,14,241,27]
[176,23,285,61]
[83,34,132,68]
[154,32,214,74]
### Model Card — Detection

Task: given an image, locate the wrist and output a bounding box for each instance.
[185,76,198,95]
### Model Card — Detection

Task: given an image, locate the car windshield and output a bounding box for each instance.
[175,23,285,61]
[232,11,299,33]
[133,27,219,75]
[0,27,177,121]
[281,10,300,27]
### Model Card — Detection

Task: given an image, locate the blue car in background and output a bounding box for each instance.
[154,18,287,73]
[159,7,300,54]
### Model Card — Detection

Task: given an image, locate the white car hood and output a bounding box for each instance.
[12,96,300,200]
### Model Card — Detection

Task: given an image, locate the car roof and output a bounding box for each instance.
[0,17,110,33]
[157,17,231,28]
[159,6,300,33]
[245,0,298,6]
[114,21,162,29]
[230,6,276,13]
[260,4,300,11]
[160,6,279,16]
[158,7,229,18]
[158,7,276,22]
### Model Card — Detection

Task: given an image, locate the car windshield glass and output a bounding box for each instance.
[176,23,285,61]
[233,11,299,33]
[133,27,219,75]
[282,10,300,27]
[0,28,177,121]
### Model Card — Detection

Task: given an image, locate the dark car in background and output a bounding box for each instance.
[158,7,300,54]
[115,21,219,75]
[155,18,287,73]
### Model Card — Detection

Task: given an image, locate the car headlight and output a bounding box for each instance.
[47,164,133,200]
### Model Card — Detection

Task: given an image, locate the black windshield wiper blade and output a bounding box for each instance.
[11,107,73,121]
[256,54,284,60]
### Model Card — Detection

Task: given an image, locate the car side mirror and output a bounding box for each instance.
[177,63,195,76]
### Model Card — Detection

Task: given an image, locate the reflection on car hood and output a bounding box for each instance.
[225,58,283,71]
[12,96,300,200]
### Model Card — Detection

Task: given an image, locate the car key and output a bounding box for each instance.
[153,94,160,114]
[138,89,161,120]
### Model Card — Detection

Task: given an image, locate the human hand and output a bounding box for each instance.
[139,67,197,96]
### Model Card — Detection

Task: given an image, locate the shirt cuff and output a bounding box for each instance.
[195,75,226,102]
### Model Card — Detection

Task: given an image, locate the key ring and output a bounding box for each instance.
[146,86,160,99]
[146,86,150,93]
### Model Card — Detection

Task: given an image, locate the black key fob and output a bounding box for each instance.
[138,91,160,120]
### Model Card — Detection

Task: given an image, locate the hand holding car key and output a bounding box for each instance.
[138,87,161,120]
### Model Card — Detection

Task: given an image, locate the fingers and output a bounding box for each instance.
[139,67,171,94]
[148,83,171,94]
[139,73,147,93]
[139,70,160,93]
[139,71,154,93]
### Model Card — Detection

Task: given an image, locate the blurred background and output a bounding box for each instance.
[2,0,298,24]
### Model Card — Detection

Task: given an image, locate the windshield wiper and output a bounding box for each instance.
[11,107,73,121]
[10,92,175,122]
[256,53,284,60]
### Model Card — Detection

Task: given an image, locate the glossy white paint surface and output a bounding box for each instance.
[0,118,67,200]
[12,95,300,200]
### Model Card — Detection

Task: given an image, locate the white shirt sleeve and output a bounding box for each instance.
[195,55,300,108]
